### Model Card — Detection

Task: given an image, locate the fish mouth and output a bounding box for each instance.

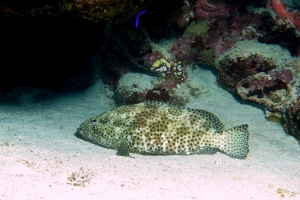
[76,127,92,141]
[76,127,87,136]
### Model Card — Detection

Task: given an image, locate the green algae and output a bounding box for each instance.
[183,21,210,42]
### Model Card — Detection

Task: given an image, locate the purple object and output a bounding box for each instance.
[135,10,146,28]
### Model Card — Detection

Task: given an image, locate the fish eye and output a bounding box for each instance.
[92,119,98,124]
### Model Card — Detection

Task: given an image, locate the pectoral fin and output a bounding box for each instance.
[197,147,217,154]
[116,139,131,157]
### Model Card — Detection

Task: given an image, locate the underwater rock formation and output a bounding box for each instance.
[285,102,300,142]
[1,0,153,23]
[237,70,292,105]
[215,40,300,140]
[194,0,245,21]
[182,20,214,64]
[205,11,264,60]
[180,4,266,65]
[236,69,293,116]
[115,73,161,104]
[100,23,193,103]
[95,0,300,140]
[115,68,206,105]
[186,2,300,62]
[2,0,300,141]
[62,0,154,23]
[255,8,300,57]
[176,0,193,28]
[190,2,300,140]
[216,40,292,92]
[141,36,192,90]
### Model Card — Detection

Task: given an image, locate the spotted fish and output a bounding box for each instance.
[77,101,249,159]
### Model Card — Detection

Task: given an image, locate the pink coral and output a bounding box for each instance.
[218,55,277,91]
[194,0,240,21]
[176,0,192,28]
[141,50,164,67]
[205,12,263,59]
[170,36,193,61]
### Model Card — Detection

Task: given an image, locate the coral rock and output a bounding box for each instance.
[236,69,293,112]
[194,0,241,21]
[204,10,263,59]
[63,0,154,23]
[176,0,192,28]
[216,40,292,92]
[115,73,161,104]
[285,102,300,141]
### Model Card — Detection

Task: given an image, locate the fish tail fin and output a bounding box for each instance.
[215,124,249,159]
[286,12,300,29]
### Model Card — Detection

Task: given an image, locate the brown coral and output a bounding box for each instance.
[194,0,242,21]
[63,0,154,23]
[236,69,293,112]
[218,55,277,91]
[285,102,300,141]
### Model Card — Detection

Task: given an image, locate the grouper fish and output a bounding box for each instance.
[77,101,249,159]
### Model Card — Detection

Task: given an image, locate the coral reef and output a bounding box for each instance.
[255,8,300,56]
[182,20,214,64]
[176,0,193,28]
[194,0,244,21]
[189,3,300,63]
[285,102,300,142]
[141,36,192,90]
[236,69,293,112]
[26,2,65,17]
[168,67,207,105]
[179,6,266,65]
[96,0,300,140]
[100,23,192,100]
[115,67,207,105]
[183,20,209,40]
[3,0,300,141]
[216,40,292,91]
[196,2,300,140]
[1,0,153,23]
[63,0,154,23]
[215,40,300,140]
[205,10,263,60]
[115,73,161,104]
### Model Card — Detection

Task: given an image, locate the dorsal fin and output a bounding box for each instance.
[191,109,225,132]
[143,101,225,132]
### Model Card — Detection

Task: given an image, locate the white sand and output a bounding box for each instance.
[0,67,299,200]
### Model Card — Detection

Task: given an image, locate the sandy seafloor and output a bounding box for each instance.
[0,66,299,200]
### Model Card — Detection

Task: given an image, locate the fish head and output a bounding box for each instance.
[77,117,100,138]
[77,111,127,148]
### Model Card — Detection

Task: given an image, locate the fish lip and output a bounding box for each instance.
[76,127,85,135]
[76,127,90,140]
